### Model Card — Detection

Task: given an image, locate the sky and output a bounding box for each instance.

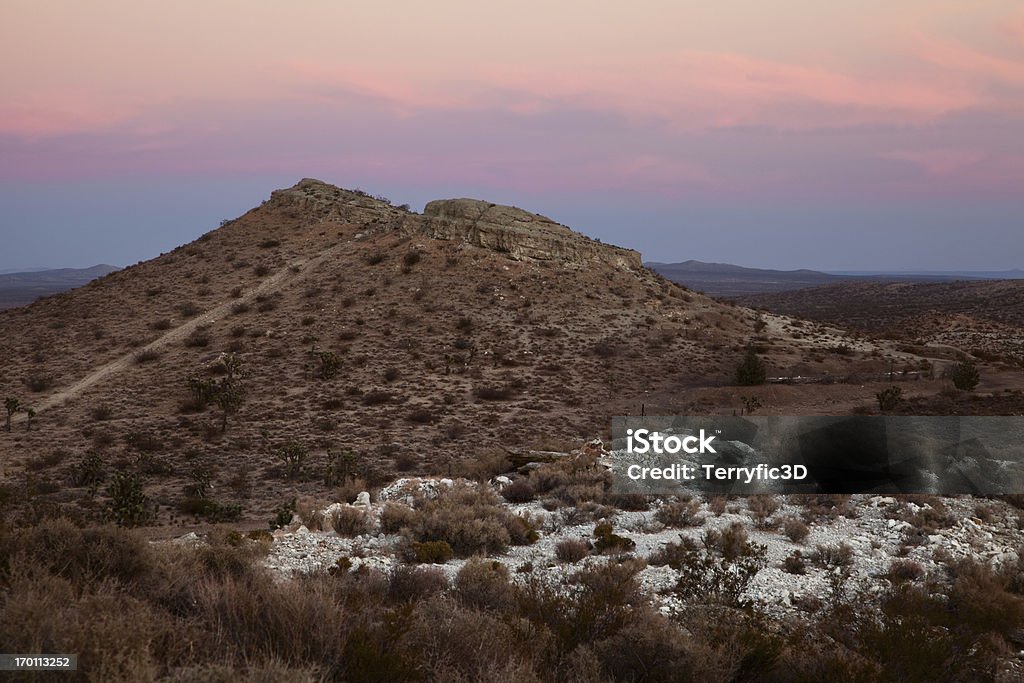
[1,1,1022,271]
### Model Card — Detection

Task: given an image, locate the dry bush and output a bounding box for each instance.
[501,478,536,503]
[403,484,536,556]
[407,540,454,564]
[791,493,855,522]
[455,559,514,611]
[746,495,779,528]
[655,497,703,528]
[887,559,925,584]
[555,538,590,563]
[812,542,855,569]
[782,516,811,543]
[783,550,807,575]
[331,506,370,537]
[380,501,418,534]
[388,565,449,603]
[707,495,727,516]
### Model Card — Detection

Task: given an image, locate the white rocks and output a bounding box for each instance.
[354,491,371,506]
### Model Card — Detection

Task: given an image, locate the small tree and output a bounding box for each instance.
[948,359,980,391]
[876,386,903,412]
[276,441,308,480]
[107,472,156,527]
[25,407,35,431]
[740,395,762,415]
[4,397,22,432]
[212,380,245,432]
[735,347,767,386]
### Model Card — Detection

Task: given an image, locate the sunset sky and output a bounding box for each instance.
[1,1,1022,271]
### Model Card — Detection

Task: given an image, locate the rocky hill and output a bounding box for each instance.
[0,179,918,528]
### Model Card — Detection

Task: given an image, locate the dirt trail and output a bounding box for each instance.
[17,243,346,420]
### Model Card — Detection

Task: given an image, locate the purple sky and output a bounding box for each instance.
[1,1,1022,271]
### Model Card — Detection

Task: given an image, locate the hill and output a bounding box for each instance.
[647,259,853,297]
[0,264,120,309]
[0,179,920,527]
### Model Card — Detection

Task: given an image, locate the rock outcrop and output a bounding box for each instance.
[421,198,642,269]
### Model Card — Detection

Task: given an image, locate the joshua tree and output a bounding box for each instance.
[740,395,763,415]
[25,407,36,431]
[876,386,903,412]
[219,352,243,381]
[4,397,22,432]
[213,380,245,432]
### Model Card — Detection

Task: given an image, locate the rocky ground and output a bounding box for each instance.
[197,475,1024,622]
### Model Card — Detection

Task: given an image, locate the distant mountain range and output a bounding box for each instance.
[647,260,1023,297]
[0,265,120,310]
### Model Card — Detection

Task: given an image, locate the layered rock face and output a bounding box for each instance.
[421,198,643,270]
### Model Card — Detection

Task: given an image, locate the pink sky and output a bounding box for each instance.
[1,1,1022,270]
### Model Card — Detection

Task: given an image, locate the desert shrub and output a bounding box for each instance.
[747,495,780,528]
[593,522,635,554]
[24,372,54,392]
[404,484,536,556]
[379,502,418,534]
[656,498,703,527]
[783,550,807,575]
[876,386,903,411]
[0,518,153,588]
[90,404,113,421]
[888,559,925,584]
[409,540,454,564]
[948,359,980,391]
[177,301,201,317]
[500,478,536,503]
[403,250,422,268]
[793,493,855,522]
[556,538,591,563]
[253,264,270,277]
[184,330,210,348]
[151,318,172,330]
[383,367,401,382]
[363,252,385,265]
[389,565,448,602]
[735,347,767,386]
[812,542,855,569]
[259,238,281,248]
[230,301,250,315]
[331,506,370,537]
[707,495,727,516]
[454,559,514,611]
[782,516,811,543]
[672,533,767,606]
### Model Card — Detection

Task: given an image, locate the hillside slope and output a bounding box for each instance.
[0,179,914,526]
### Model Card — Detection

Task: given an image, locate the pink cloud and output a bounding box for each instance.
[0,93,137,138]
[913,33,1024,86]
